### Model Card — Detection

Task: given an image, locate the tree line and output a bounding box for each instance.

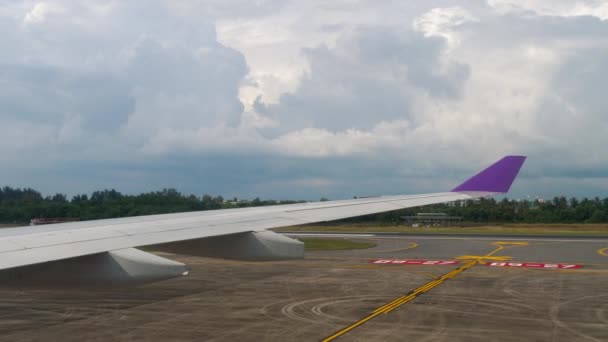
[0,187,303,223]
[343,197,608,224]
[0,186,606,224]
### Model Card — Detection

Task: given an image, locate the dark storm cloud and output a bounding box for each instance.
[0,64,134,131]
[256,27,469,133]
[552,48,608,118]
[125,37,247,128]
[523,45,608,179]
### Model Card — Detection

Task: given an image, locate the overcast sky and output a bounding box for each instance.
[1,0,607,200]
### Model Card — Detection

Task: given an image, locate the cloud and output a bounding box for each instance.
[255,27,470,133]
[23,2,65,24]
[0,64,134,130]
[414,6,478,48]
[0,1,248,161]
[530,43,608,170]
[487,0,608,19]
[122,37,247,141]
[1,1,608,200]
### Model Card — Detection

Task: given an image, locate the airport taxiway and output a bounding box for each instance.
[0,235,606,341]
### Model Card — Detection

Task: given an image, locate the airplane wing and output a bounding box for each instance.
[0,156,526,286]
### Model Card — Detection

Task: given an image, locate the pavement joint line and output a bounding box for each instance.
[320,242,524,342]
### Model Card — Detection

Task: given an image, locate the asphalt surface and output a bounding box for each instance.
[0,235,606,341]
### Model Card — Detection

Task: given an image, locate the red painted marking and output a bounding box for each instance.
[370,259,460,265]
[485,262,582,269]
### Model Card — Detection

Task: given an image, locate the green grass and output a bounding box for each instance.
[299,238,377,251]
[281,224,608,236]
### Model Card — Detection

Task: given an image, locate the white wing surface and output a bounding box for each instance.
[0,156,526,286]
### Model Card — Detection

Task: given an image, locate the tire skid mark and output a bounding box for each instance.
[549,294,608,342]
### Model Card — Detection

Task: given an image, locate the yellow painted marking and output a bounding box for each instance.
[416,272,439,279]
[379,260,478,314]
[383,296,416,313]
[598,247,608,257]
[320,242,525,341]
[486,244,505,255]
[366,241,419,253]
[411,280,442,293]
[374,294,417,314]
[322,260,479,341]
[493,241,529,246]
[320,307,394,342]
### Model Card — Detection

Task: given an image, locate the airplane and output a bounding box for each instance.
[0,155,526,287]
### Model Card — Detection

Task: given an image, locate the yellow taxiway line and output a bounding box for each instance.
[365,241,419,253]
[320,242,515,342]
[598,247,608,257]
[320,260,479,342]
[321,241,533,341]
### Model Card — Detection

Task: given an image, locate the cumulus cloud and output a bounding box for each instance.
[0,1,248,160]
[414,6,478,48]
[23,2,65,24]
[487,0,608,19]
[256,27,470,133]
[122,37,247,141]
[1,0,608,199]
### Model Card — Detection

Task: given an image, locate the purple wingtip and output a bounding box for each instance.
[452,156,527,193]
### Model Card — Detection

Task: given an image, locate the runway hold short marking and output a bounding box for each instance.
[485,262,582,269]
[371,259,460,265]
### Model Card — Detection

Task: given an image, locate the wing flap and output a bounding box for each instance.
[0,216,308,270]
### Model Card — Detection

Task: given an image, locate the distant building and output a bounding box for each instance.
[448,200,467,207]
[401,213,462,227]
[223,197,251,205]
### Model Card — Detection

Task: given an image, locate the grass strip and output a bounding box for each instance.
[300,238,376,251]
[282,224,608,236]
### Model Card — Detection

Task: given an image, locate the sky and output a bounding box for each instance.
[1,0,608,200]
